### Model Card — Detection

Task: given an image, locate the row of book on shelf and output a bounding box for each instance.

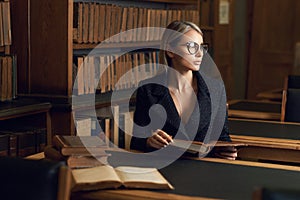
[0,127,46,157]
[0,55,17,101]
[73,51,160,95]
[73,2,199,44]
[0,1,11,46]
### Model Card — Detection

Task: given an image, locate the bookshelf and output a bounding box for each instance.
[11,0,217,140]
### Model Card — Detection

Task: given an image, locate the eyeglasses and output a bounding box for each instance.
[183,41,209,55]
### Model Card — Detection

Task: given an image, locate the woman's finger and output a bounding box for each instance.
[156,130,173,143]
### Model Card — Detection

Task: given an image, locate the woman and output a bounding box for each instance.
[130,21,237,160]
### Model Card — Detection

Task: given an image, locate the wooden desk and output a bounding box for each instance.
[227,99,281,121]
[0,98,52,145]
[72,156,300,200]
[229,118,300,163]
[27,150,300,200]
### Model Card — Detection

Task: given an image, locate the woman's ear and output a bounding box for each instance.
[166,50,174,58]
[166,45,174,58]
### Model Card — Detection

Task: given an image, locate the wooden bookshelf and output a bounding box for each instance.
[10,0,224,141]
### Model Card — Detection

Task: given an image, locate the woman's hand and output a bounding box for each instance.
[146,129,173,149]
[212,146,238,160]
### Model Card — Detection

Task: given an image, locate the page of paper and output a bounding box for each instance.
[115,166,168,184]
[72,165,121,184]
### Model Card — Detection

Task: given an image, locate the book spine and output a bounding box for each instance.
[0,133,10,156]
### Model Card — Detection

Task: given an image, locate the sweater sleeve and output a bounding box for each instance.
[130,84,152,152]
[218,110,232,142]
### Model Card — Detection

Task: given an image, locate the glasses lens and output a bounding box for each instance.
[187,42,199,55]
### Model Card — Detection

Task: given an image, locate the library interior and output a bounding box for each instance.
[1,0,300,199]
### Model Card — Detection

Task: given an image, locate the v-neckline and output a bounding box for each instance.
[167,87,198,126]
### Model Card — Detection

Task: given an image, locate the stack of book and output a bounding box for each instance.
[49,135,174,192]
[49,135,110,169]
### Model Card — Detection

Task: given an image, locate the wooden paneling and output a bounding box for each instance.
[29,0,72,96]
[247,0,300,99]
[214,0,235,99]
[10,0,29,94]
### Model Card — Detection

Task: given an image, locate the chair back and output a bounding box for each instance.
[287,75,300,89]
[281,88,300,122]
[0,157,72,200]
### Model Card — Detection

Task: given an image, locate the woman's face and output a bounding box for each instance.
[168,29,205,72]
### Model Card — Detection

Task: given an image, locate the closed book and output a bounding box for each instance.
[52,135,108,156]
[0,133,9,156]
[9,134,17,157]
[17,131,36,157]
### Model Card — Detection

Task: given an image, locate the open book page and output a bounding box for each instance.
[72,165,122,191]
[170,139,247,155]
[115,166,174,189]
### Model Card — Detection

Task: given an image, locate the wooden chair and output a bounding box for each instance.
[284,75,300,89]
[281,88,300,122]
[0,156,72,200]
[281,75,300,122]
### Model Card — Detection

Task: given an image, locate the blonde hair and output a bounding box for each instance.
[159,21,203,68]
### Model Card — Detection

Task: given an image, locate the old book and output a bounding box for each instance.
[2,1,11,45]
[93,3,99,43]
[170,139,247,156]
[67,155,108,169]
[17,131,36,157]
[71,165,174,191]
[0,3,3,46]
[76,2,83,43]
[52,135,108,156]
[0,133,9,156]
[77,56,84,95]
[98,4,105,42]
[6,56,12,100]
[82,3,89,43]
[88,2,94,43]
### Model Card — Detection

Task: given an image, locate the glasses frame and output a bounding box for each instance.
[184,41,209,55]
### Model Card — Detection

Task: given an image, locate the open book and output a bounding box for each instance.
[71,165,174,191]
[52,135,108,156]
[170,139,247,156]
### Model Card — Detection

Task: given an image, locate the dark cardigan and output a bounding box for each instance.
[130,70,231,152]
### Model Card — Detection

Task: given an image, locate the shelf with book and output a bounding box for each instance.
[11,0,221,140]
[0,97,52,157]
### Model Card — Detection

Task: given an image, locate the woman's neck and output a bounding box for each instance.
[168,69,194,92]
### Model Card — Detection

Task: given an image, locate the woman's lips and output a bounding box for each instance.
[194,60,202,65]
